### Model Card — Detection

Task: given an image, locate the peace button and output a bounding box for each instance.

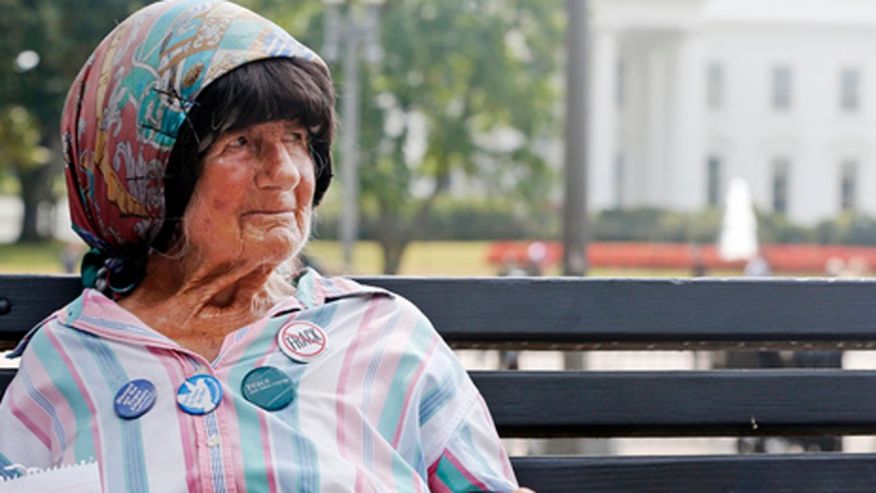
[241,366,295,411]
[114,379,157,419]
[176,374,223,415]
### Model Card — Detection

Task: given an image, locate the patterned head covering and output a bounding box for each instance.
[62,0,328,264]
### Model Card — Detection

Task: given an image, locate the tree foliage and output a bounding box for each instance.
[352,0,565,272]
[260,0,566,273]
[0,106,49,172]
[2,0,566,262]
[0,0,141,241]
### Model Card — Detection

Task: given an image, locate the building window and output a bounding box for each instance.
[706,155,722,207]
[772,65,792,111]
[772,158,790,214]
[840,68,861,112]
[841,160,858,211]
[707,63,723,110]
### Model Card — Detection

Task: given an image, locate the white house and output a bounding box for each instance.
[589,0,876,224]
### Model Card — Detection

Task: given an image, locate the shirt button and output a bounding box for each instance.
[206,435,220,447]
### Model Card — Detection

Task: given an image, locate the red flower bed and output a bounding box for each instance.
[487,241,876,274]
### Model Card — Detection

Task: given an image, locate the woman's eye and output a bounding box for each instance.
[227,135,248,149]
[284,131,307,143]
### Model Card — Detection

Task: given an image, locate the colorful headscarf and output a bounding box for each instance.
[62,0,328,274]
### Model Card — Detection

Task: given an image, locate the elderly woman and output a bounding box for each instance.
[0,1,523,491]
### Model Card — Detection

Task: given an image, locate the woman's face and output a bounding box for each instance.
[182,119,315,268]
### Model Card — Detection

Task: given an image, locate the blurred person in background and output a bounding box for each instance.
[743,253,772,277]
[689,244,708,277]
[0,1,526,491]
[497,241,548,371]
[59,241,85,274]
[731,252,841,453]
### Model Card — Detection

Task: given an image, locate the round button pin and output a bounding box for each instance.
[241,366,295,411]
[114,379,157,419]
[277,321,328,363]
[176,374,223,415]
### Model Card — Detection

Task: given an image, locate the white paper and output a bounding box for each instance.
[0,461,102,493]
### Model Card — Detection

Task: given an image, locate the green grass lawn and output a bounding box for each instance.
[1,239,706,277]
[305,240,497,276]
[0,241,72,274]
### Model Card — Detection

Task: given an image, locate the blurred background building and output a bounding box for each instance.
[590,0,876,225]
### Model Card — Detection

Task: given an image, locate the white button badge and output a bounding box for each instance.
[277,321,328,364]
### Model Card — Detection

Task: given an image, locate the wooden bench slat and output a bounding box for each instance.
[5,368,876,438]
[361,277,876,348]
[5,277,876,349]
[0,275,81,348]
[511,454,876,493]
[4,275,876,490]
[476,370,876,437]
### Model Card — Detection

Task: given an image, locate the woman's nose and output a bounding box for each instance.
[255,140,301,190]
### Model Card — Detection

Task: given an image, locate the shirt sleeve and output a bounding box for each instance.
[427,396,518,492]
[0,338,57,477]
[384,294,518,492]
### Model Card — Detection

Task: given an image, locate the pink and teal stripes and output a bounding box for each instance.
[0,269,517,492]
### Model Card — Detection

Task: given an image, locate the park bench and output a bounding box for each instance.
[3,274,876,492]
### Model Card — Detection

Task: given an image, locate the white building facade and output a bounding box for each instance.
[589,0,876,225]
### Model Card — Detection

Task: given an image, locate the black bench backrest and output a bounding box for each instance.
[3,275,876,492]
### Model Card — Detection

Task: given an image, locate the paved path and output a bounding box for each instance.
[0,196,78,243]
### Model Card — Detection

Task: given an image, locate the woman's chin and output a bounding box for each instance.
[246,231,304,265]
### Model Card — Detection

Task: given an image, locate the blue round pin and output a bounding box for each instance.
[176,374,223,415]
[241,366,295,411]
[114,379,157,419]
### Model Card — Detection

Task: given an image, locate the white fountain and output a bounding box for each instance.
[718,177,758,262]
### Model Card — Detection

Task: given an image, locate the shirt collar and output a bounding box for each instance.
[290,267,392,310]
[7,288,170,358]
[9,268,391,358]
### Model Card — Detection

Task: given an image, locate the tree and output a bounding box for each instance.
[0,0,140,242]
[257,0,564,273]
[0,106,50,235]
[352,0,565,273]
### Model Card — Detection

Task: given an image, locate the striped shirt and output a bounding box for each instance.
[0,269,517,492]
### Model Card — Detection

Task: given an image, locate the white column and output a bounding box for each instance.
[588,27,618,210]
[644,44,669,206]
[620,50,645,207]
[668,30,705,210]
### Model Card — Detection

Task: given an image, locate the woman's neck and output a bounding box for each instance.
[117,251,295,360]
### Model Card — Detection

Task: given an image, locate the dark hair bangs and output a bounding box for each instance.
[210,59,335,148]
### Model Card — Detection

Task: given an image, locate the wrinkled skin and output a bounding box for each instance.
[186,119,315,270]
[119,119,314,361]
